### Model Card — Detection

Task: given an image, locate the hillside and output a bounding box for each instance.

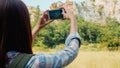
[75,0,120,23]
[28,0,120,23]
[49,0,120,23]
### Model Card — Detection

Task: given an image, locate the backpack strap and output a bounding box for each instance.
[9,53,34,68]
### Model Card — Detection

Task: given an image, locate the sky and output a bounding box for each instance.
[22,0,84,11]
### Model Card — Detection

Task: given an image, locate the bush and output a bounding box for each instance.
[33,20,70,48]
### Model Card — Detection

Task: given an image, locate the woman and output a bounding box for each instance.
[0,0,81,68]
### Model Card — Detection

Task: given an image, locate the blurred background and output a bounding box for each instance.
[22,0,120,68]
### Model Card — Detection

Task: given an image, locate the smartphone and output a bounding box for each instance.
[48,8,65,20]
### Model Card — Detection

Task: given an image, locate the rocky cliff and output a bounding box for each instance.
[75,0,120,23]
[50,0,120,23]
[29,0,120,23]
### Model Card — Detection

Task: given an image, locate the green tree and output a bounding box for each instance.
[33,20,70,48]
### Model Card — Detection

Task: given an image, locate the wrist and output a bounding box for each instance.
[35,24,41,30]
[69,16,76,22]
[70,17,78,33]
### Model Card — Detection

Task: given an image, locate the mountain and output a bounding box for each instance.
[28,0,120,23]
[75,0,120,23]
[50,0,120,23]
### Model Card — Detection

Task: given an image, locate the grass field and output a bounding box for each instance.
[66,51,120,68]
[32,46,120,68]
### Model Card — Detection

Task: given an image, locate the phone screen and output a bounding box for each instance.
[48,9,63,20]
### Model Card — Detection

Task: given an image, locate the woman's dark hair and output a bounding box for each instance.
[0,0,33,67]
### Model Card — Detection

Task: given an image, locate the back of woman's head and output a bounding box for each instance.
[0,0,32,67]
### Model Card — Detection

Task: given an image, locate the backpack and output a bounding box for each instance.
[8,53,34,68]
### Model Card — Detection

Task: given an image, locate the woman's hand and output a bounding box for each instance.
[37,10,53,29]
[61,4,75,20]
[32,10,53,41]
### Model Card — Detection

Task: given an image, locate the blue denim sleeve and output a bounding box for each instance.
[25,32,81,68]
